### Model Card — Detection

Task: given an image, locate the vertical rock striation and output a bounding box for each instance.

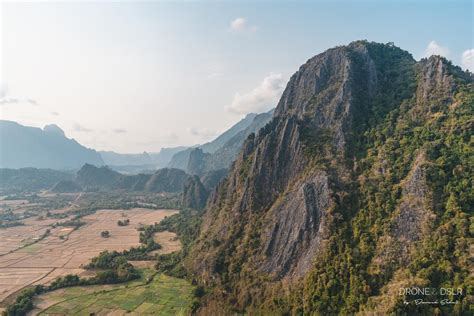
[186,41,473,314]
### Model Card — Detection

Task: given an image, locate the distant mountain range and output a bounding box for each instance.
[167,112,258,170]
[99,147,186,170]
[0,120,104,169]
[100,112,267,172]
[1,109,273,175]
[74,163,190,193]
[168,109,274,173]
[0,168,74,193]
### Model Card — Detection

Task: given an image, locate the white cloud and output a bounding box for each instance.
[72,123,93,132]
[0,97,37,106]
[226,73,286,115]
[230,17,256,33]
[461,49,474,71]
[424,40,450,58]
[0,82,38,106]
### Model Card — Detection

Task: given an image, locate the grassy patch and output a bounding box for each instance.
[22,243,41,253]
[38,269,194,315]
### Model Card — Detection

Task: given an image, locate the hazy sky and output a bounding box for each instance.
[1,0,472,153]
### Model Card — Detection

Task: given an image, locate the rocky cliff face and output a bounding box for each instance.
[199,169,228,191]
[190,41,396,283]
[197,110,274,174]
[143,168,189,193]
[182,175,209,209]
[186,148,210,175]
[169,110,273,174]
[76,164,122,189]
[167,113,259,171]
[187,41,473,314]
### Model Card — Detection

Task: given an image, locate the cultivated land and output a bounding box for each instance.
[31,269,194,316]
[0,208,178,304]
[0,216,58,255]
[152,231,181,255]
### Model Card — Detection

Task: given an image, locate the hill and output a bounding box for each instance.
[0,121,104,169]
[75,164,190,193]
[167,112,264,170]
[187,41,473,315]
[0,168,74,193]
[186,109,274,175]
[99,146,187,170]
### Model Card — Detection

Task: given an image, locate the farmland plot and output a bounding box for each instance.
[0,208,178,303]
[31,270,194,316]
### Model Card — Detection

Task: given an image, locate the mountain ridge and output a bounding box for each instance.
[186,41,473,315]
[167,111,272,171]
[0,120,104,169]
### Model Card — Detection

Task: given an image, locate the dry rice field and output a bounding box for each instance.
[152,231,181,255]
[0,208,178,304]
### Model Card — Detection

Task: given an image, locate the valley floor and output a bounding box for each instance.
[0,208,178,304]
[29,269,194,316]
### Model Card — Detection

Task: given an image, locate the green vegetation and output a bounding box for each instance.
[0,221,24,229]
[293,57,473,314]
[3,285,44,316]
[0,168,73,194]
[93,262,139,284]
[185,43,473,315]
[0,211,22,222]
[54,219,85,228]
[152,208,203,277]
[4,266,140,316]
[38,271,195,316]
[117,218,130,226]
[139,225,162,251]
[5,247,142,316]
[23,207,202,315]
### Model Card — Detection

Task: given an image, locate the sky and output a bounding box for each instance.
[0,0,472,153]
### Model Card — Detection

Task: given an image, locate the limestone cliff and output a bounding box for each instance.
[186,41,473,314]
[182,175,209,209]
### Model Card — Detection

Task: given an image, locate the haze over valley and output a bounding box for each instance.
[0,1,472,315]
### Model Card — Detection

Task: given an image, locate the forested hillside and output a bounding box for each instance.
[185,41,473,315]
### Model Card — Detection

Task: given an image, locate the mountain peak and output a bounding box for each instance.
[416,55,472,106]
[0,121,103,169]
[187,41,473,313]
[43,124,65,137]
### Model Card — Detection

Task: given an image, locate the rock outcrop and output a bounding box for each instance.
[76,164,122,189]
[186,148,210,175]
[190,41,393,285]
[186,41,473,314]
[200,169,228,191]
[182,175,209,209]
[168,110,273,174]
[144,168,189,193]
